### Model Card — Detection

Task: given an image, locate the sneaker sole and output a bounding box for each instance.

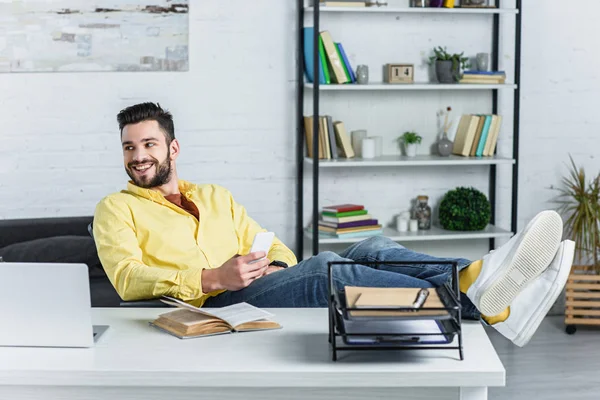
[513,241,574,347]
[479,211,563,316]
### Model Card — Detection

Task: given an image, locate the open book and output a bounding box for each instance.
[150,296,281,339]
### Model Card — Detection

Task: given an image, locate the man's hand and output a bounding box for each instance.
[262,266,285,276]
[202,252,270,292]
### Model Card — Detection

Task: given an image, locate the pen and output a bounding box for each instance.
[412,288,429,309]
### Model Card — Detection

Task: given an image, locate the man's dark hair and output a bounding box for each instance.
[117,102,175,144]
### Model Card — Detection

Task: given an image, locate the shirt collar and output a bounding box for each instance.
[126,180,196,203]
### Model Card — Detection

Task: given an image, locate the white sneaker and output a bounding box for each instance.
[467,210,563,316]
[492,240,575,346]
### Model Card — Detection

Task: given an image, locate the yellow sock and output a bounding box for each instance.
[459,260,510,324]
[459,260,483,294]
[482,307,511,325]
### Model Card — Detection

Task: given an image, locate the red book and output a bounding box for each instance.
[322,204,364,213]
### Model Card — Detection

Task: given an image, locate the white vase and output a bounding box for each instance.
[405,143,418,157]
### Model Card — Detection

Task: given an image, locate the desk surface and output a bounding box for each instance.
[0,308,505,388]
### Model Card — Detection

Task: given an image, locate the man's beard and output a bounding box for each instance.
[126,151,172,189]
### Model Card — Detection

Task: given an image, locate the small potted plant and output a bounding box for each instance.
[428,46,470,84]
[398,131,422,157]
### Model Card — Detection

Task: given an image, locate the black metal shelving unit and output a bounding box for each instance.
[296,0,522,260]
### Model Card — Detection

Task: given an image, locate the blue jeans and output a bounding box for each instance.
[203,236,480,319]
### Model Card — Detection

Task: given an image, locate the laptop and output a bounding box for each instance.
[0,262,108,348]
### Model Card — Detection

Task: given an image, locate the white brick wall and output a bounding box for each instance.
[1,0,599,261]
[0,0,297,244]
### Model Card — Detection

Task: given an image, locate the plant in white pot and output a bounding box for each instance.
[398,131,422,157]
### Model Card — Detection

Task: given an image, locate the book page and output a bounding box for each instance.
[161,296,274,327]
[209,303,275,328]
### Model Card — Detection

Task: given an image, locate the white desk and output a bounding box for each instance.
[0,308,504,400]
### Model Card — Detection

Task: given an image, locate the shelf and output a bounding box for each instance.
[304,82,517,90]
[305,6,518,15]
[305,155,515,167]
[306,224,513,244]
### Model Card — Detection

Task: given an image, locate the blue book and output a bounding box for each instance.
[476,115,493,157]
[303,27,325,84]
[319,229,383,239]
[463,70,506,75]
[336,42,356,83]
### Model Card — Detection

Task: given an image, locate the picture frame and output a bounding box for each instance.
[384,63,414,84]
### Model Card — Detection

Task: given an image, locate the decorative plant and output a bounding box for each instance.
[428,46,470,71]
[398,131,422,146]
[441,106,453,135]
[439,187,491,231]
[555,155,600,273]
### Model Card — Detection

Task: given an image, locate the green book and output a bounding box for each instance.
[318,36,331,84]
[322,209,368,218]
[335,43,351,83]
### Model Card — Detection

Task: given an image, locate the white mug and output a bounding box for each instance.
[369,136,382,157]
[361,138,375,159]
[409,219,419,232]
[396,216,408,232]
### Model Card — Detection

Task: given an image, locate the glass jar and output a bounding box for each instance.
[414,195,432,230]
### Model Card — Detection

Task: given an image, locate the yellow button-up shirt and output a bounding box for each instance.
[93,180,297,307]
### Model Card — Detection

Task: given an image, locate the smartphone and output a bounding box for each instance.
[248,232,275,264]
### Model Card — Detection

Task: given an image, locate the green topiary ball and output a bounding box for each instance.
[439,187,491,231]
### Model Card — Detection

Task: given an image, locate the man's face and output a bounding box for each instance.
[121,120,176,189]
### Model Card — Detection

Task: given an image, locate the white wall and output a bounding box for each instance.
[1,0,599,261]
[0,0,298,246]
[518,0,600,226]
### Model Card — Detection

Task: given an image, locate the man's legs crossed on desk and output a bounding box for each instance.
[204,210,574,347]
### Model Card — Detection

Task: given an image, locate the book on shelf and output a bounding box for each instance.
[150,296,281,339]
[319,228,383,239]
[302,27,326,84]
[485,115,502,156]
[475,115,493,157]
[304,115,355,159]
[322,209,368,218]
[319,224,383,235]
[336,43,356,83]
[333,121,355,158]
[460,70,507,84]
[452,113,503,157]
[319,218,379,229]
[319,30,348,84]
[452,114,480,156]
[321,213,374,223]
[469,115,485,157]
[322,204,365,213]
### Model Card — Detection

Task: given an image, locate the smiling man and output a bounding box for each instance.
[93,102,575,348]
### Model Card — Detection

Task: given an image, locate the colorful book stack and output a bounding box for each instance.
[318,204,383,239]
[459,70,506,84]
[303,27,356,85]
[451,114,503,157]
